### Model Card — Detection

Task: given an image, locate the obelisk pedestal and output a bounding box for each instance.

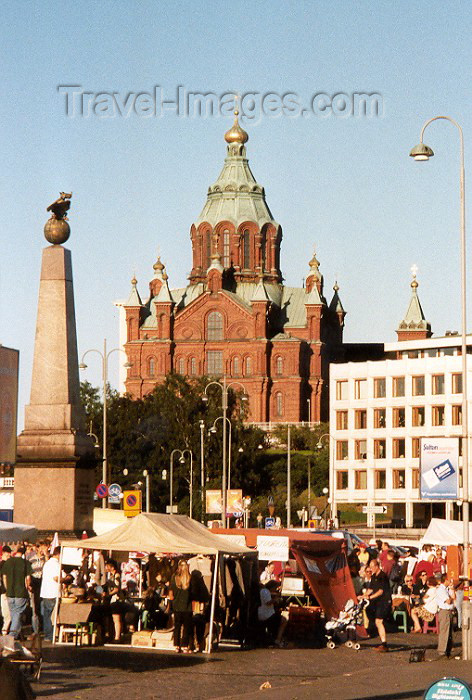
[15,195,96,533]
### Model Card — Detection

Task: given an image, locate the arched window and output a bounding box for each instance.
[261,229,267,271]
[276,356,283,376]
[205,231,212,270]
[190,357,197,375]
[233,356,241,376]
[148,357,155,377]
[275,392,283,417]
[223,230,230,268]
[207,311,223,340]
[178,357,185,375]
[243,230,251,269]
[245,356,252,376]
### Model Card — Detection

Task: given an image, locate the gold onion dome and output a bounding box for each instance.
[224,110,249,144]
[153,256,165,272]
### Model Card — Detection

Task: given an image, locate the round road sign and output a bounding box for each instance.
[96,483,108,499]
[126,493,137,507]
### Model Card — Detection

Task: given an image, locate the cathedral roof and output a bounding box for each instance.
[195,115,278,228]
[125,275,142,306]
[397,268,431,333]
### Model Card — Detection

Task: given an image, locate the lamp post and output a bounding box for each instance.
[410,115,469,658]
[79,338,131,508]
[169,449,194,518]
[203,376,247,525]
[199,420,205,523]
[317,433,335,526]
[287,424,291,527]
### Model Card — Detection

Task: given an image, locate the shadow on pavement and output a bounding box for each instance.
[355,692,423,700]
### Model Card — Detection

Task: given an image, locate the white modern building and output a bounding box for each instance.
[329,275,471,528]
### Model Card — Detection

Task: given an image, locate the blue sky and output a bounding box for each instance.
[2,1,472,427]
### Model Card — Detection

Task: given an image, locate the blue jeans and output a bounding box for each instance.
[41,598,56,641]
[7,597,28,639]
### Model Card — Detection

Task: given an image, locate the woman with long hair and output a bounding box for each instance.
[169,559,193,652]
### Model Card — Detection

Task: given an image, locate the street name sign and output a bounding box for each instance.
[362,505,387,514]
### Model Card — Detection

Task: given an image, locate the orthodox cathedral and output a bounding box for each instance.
[122,112,350,423]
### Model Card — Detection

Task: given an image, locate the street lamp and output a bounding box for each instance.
[199,420,205,523]
[123,468,149,511]
[202,376,248,525]
[79,338,131,508]
[169,449,194,518]
[410,115,469,659]
[317,433,335,525]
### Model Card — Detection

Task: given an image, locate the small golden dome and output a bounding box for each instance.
[153,256,165,272]
[411,278,418,289]
[224,110,249,144]
[131,274,137,286]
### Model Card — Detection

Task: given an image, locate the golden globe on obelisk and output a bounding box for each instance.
[15,194,96,533]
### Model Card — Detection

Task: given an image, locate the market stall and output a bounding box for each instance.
[0,519,37,543]
[57,513,256,652]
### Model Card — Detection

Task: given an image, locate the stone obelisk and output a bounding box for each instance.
[15,194,96,533]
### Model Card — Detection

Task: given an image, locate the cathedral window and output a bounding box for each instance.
[207,350,223,376]
[275,392,283,417]
[223,230,230,268]
[205,231,212,270]
[178,357,186,375]
[261,230,267,271]
[245,356,252,376]
[207,311,223,340]
[233,356,241,376]
[276,356,283,376]
[148,357,155,377]
[243,230,251,269]
[190,357,197,375]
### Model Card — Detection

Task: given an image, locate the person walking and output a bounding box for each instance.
[39,546,61,642]
[169,559,193,653]
[0,545,12,635]
[1,545,32,639]
[364,558,391,652]
[436,574,455,659]
[26,541,47,635]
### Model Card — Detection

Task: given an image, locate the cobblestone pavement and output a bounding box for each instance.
[31,632,472,700]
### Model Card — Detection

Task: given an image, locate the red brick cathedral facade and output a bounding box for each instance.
[123,114,346,423]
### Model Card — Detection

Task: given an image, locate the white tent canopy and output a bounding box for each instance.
[0,519,38,543]
[66,512,252,555]
[420,518,472,547]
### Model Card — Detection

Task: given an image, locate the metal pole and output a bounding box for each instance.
[169,452,174,514]
[200,420,205,523]
[227,421,232,492]
[102,338,107,509]
[307,457,311,516]
[222,376,227,527]
[287,424,291,527]
[206,551,219,654]
[189,452,193,520]
[146,472,150,512]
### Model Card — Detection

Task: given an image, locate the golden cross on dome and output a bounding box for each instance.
[411,263,418,279]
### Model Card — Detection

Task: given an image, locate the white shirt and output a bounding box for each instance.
[40,557,60,599]
[436,583,454,610]
[258,587,275,621]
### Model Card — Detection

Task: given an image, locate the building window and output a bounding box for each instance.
[374,439,386,459]
[207,351,223,376]
[207,311,223,340]
[223,230,230,267]
[441,347,455,356]
[393,407,405,428]
[178,357,185,375]
[412,438,420,458]
[355,470,367,489]
[336,411,348,430]
[373,377,386,398]
[452,405,462,426]
[393,438,405,458]
[336,471,348,490]
[355,440,367,460]
[355,410,367,429]
[374,408,386,428]
[393,469,406,489]
[375,470,386,489]
[275,392,283,417]
[336,380,348,400]
[233,356,241,376]
[190,357,197,376]
[354,379,367,399]
[452,373,463,394]
[432,374,445,395]
[243,230,251,268]
[412,406,425,427]
[245,356,252,376]
[412,375,425,396]
[336,441,348,460]
[148,357,155,377]
[276,356,283,376]
[205,231,212,270]
[412,468,420,489]
[392,377,405,397]
[432,405,445,426]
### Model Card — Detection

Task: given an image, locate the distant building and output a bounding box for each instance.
[120,114,352,423]
[330,272,467,527]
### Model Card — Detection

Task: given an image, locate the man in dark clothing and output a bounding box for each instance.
[1,545,32,639]
[364,558,391,652]
[412,571,429,606]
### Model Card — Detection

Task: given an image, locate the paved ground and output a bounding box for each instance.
[30,631,472,700]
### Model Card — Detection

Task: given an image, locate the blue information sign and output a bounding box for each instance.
[424,677,471,700]
[265,517,275,529]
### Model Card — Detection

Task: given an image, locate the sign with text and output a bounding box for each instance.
[257,535,289,562]
[420,438,459,500]
[424,677,471,700]
[205,489,244,514]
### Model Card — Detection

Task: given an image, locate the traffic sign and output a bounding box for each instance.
[108,483,122,504]
[362,505,387,514]
[265,517,275,529]
[124,489,141,517]
[96,483,108,499]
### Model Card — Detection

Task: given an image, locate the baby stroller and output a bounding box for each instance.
[325,598,369,651]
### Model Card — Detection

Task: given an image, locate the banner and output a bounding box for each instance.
[257,535,289,562]
[420,437,459,500]
[0,346,19,465]
[205,489,244,514]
